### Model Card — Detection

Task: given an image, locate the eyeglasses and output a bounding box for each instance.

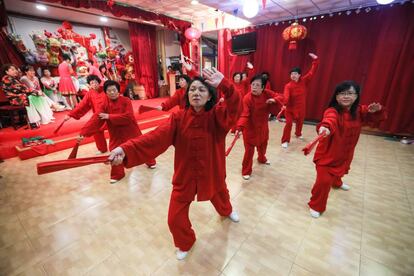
[338,91,357,96]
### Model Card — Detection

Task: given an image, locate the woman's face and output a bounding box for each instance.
[6,66,18,78]
[233,74,241,83]
[89,80,100,91]
[100,67,106,74]
[188,80,211,110]
[105,85,119,100]
[251,79,264,95]
[43,70,51,77]
[178,78,188,88]
[26,68,36,78]
[336,86,358,109]
[242,73,247,80]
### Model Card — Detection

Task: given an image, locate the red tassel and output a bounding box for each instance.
[53,120,66,135]
[276,106,285,121]
[37,156,109,175]
[262,0,267,9]
[68,141,80,159]
[302,133,326,156]
[225,133,240,156]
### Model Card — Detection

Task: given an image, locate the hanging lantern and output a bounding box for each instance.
[185,27,201,41]
[282,22,307,50]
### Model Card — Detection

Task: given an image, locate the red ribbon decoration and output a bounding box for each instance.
[53,120,66,135]
[37,155,109,175]
[302,132,326,156]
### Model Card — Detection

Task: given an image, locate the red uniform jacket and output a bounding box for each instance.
[119,78,241,202]
[80,95,142,151]
[282,59,319,115]
[237,89,282,145]
[161,87,186,111]
[68,88,107,119]
[314,105,387,176]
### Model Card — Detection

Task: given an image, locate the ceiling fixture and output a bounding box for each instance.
[100,17,108,22]
[191,0,199,4]
[376,0,394,4]
[243,0,259,18]
[36,4,47,11]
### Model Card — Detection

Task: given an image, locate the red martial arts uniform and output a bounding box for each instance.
[119,78,241,251]
[68,88,108,153]
[161,87,187,111]
[281,59,319,143]
[308,105,387,212]
[230,80,250,134]
[237,89,283,176]
[80,95,156,180]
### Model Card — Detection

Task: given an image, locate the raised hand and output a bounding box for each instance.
[368,102,382,113]
[76,135,84,143]
[246,61,253,69]
[108,147,125,166]
[183,62,192,71]
[319,126,330,137]
[202,67,224,88]
[309,53,318,60]
[64,115,71,121]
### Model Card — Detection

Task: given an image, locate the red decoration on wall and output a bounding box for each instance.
[184,27,201,40]
[262,0,267,9]
[282,22,307,50]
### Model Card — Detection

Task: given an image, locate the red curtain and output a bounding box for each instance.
[218,4,414,135]
[0,30,24,66]
[129,22,158,98]
[25,0,191,33]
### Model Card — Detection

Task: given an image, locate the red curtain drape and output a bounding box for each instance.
[129,22,158,98]
[218,4,414,135]
[24,0,191,33]
[0,30,24,66]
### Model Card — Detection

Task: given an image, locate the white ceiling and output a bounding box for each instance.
[5,0,407,31]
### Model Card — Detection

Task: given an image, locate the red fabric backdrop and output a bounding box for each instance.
[129,22,158,98]
[218,4,414,135]
[0,30,24,66]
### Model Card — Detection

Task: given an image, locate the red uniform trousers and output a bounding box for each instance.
[242,135,268,176]
[281,109,305,143]
[167,188,232,251]
[308,166,343,213]
[93,131,108,153]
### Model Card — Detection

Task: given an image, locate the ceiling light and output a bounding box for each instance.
[36,4,47,11]
[191,0,199,4]
[243,0,259,18]
[376,0,394,4]
[100,17,108,22]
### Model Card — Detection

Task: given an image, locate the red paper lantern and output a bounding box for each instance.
[282,22,307,50]
[185,27,201,41]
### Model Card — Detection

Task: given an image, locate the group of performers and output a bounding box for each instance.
[29,52,386,260]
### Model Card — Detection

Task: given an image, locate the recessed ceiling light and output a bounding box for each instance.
[191,0,199,4]
[100,17,108,22]
[376,0,394,4]
[36,4,47,11]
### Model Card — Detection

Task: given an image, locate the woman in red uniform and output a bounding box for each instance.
[64,75,108,154]
[281,53,319,148]
[156,75,190,111]
[235,75,283,180]
[308,80,386,218]
[108,68,241,260]
[79,80,156,184]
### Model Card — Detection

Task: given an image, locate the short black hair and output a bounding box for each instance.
[250,74,266,88]
[168,66,172,69]
[87,59,94,65]
[103,80,120,92]
[178,74,191,85]
[62,54,71,61]
[329,80,361,119]
[99,64,106,72]
[261,71,270,79]
[185,76,217,111]
[290,67,301,74]
[87,74,101,84]
[232,72,242,81]
[1,63,17,77]
[21,65,34,73]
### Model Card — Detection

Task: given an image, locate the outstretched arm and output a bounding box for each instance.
[302,53,319,83]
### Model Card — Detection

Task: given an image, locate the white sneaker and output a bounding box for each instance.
[296,136,304,140]
[176,249,188,260]
[148,165,157,169]
[340,183,350,191]
[309,208,320,218]
[242,175,250,180]
[228,211,240,222]
[264,161,270,165]
[281,142,288,148]
[110,179,119,184]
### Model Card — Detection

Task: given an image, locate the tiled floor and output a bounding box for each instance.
[0,122,413,276]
